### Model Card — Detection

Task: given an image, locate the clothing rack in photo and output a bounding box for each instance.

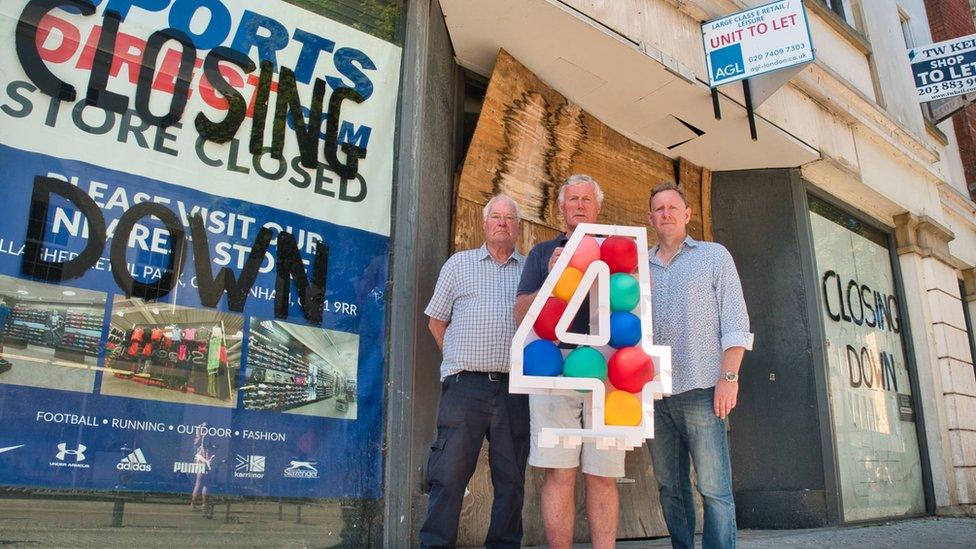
[108,320,233,401]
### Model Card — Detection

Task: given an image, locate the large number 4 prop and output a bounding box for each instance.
[510,223,671,450]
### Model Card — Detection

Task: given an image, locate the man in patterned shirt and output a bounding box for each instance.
[646,182,753,549]
[420,194,528,548]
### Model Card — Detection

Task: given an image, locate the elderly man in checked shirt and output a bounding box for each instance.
[419,194,528,549]
[646,182,754,549]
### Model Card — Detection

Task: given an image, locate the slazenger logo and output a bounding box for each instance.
[51,443,90,469]
[283,460,318,479]
[234,455,265,479]
[117,449,152,472]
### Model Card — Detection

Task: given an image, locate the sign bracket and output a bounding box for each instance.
[743,79,758,141]
[711,87,722,120]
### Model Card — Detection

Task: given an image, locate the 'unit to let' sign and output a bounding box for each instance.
[910,33,976,102]
[702,0,815,87]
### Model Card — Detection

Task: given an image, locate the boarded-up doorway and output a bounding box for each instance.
[451,50,712,545]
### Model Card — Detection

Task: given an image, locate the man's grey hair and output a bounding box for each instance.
[557,174,605,205]
[482,193,522,222]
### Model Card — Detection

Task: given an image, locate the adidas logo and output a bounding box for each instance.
[117,448,152,472]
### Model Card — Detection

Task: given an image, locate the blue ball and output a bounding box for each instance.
[609,312,642,348]
[523,339,564,376]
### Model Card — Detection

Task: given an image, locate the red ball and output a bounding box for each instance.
[608,346,655,393]
[601,236,638,273]
[534,297,568,340]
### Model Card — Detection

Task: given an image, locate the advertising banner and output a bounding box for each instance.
[0,0,401,499]
[909,33,976,102]
[702,0,814,87]
[809,199,925,521]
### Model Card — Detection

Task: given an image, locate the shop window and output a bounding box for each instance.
[459,70,488,169]
[960,279,976,377]
[808,195,926,522]
[822,0,855,28]
[0,0,403,545]
[899,7,936,122]
[285,0,402,44]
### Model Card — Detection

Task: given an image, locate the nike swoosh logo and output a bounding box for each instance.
[0,445,25,454]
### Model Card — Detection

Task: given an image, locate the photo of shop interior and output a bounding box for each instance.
[99,298,243,408]
[242,319,359,419]
[0,275,105,394]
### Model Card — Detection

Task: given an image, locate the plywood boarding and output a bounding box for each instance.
[452,49,711,544]
[456,50,681,237]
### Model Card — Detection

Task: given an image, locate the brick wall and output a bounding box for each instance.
[924,0,976,201]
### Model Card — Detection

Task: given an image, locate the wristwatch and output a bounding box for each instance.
[724,371,739,383]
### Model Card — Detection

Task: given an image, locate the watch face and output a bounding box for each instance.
[725,372,738,382]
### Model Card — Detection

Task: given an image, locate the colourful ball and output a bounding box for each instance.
[553,267,583,302]
[534,297,567,340]
[605,390,642,426]
[562,346,607,381]
[609,273,640,312]
[569,235,601,272]
[523,339,564,376]
[608,346,655,393]
[601,236,638,273]
[609,312,642,348]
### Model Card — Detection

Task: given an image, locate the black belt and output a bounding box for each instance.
[455,371,508,382]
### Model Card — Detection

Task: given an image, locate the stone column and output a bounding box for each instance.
[894,212,974,514]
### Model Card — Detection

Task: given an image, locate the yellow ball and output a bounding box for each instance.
[553,267,584,301]
[604,390,642,426]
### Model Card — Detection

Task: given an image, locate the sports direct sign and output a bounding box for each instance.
[702,0,814,87]
[909,33,976,102]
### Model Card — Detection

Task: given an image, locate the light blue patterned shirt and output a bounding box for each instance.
[650,236,753,394]
[425,245,525,380]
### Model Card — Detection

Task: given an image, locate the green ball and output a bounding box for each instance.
[563,346,608,382]
[609,273,640,311]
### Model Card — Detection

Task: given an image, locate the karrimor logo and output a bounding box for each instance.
[51,443,90,469]
[283,460,319,479]
[117,449,152,472]
[234,455,266,479]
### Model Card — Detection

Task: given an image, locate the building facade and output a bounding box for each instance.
[0,0,974,546]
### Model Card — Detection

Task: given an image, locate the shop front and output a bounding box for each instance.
[386,0,936,544]
[0,0,950,546]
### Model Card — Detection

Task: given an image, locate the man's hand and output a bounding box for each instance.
[548,247,563,271]
[713,379,738,419]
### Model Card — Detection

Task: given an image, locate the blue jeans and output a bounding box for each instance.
[419,372,529,548]
[649,387,736,549]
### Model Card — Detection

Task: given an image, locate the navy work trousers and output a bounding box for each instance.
[419,371,530,548]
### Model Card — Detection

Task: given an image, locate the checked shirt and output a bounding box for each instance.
[425,244,525,380]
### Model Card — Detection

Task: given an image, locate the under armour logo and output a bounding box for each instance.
[56,443,86,462]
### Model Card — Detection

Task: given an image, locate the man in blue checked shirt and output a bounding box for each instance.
[646,182,754,549]
[420,194,528,549]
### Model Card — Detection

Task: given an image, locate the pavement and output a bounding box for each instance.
[597,516,976,548]
[1,498,973,547]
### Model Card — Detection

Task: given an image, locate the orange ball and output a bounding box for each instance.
[605,390,642,426]
[553,267,583,301]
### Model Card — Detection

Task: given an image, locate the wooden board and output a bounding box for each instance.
[451,49,712,546]
[456,50,679,233]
